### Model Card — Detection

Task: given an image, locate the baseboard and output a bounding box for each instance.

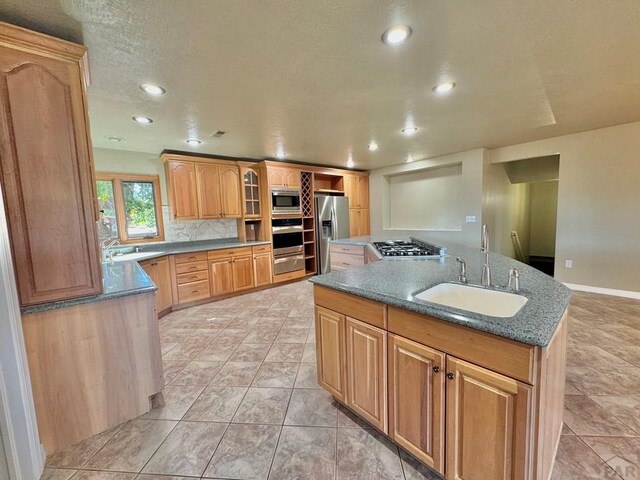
[564,283,640,300]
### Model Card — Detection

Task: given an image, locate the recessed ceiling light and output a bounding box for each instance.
[140,84,166,96]
[106,135,124,142]
[382,25,412,45]
[433,81,456,94]
[132,116,153,124]
[401,126,418,136]
[367,142,379,151]
[186,139,202,145]
[275,152,287,159]
[347,159,354,168]
[406,155,414,163]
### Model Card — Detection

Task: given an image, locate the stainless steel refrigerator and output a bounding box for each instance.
[315,194,350,274]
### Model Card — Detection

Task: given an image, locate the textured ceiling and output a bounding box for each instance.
[1,0,640,169]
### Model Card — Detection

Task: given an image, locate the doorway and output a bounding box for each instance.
[501,155,560,276]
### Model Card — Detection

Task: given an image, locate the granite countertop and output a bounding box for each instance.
[21,260,156,315]
[21,238,271,315]
[311,237,572,347]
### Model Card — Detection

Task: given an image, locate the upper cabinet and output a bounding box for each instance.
[268,167,301,189]
[0,23,102,306]
[343,174,369,209]
[242,168,261,218]
[163,154,242,220]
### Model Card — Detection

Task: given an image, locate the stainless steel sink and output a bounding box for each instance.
[413,282,528,318]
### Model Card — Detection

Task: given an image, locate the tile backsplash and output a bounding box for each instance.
[162,206,238,242]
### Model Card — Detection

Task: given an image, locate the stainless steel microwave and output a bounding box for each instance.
[271,189,301,214]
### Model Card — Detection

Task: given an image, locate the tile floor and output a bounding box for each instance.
[41,283,640,480]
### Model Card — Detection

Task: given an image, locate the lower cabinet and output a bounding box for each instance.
[315,306,346,401]
[446,357,533,480]
[232,255,254,292]
[210,258,234,296]
[140,256,173,313]
[345,317,387,433]
[254,252,273,287]
[314,298,551,480]
[388,334,445,472]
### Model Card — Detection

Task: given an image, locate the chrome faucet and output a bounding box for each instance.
[101,238,120,264]
[456,257,468,284]
[480,224,492,287]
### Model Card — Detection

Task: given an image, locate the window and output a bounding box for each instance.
[96,173,164,243]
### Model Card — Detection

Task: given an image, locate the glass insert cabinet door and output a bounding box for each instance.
[243,170,261,216]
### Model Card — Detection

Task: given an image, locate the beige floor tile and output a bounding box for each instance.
[168,361,224,386]
[400,450,442,480]
[301,343,316,363]
[142,385,205,420]
[337,427,404,480]
[196,341,240,362]
[252,362,300,388]
[269,426,336,480]
[40,468,77,480]
[582,436,640,480]
[136,475,195,480]
[210,361,261,387]
[232,388,292,425]
[264,343,305,362]
[551,436,619,479]
[203,424,280,479]
[274,327,309,344]
[70,472,135,480]
[142,421,227,477]
[590,396,640,433]
[84,419,177,472]
[162,360,189,386]
[184,386,248,422]
[285,389,338,427]
[228,343,272,362]
[338,405,374,430]
[46,424,123,468]
[294,363,320,388]
[564,395,637,436]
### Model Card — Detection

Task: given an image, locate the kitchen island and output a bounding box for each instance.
[310,237,571,480]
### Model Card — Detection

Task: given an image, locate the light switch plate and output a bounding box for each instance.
[565,260,572,268]
[465,216,477,223]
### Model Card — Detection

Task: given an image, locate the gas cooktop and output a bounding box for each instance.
[372,239,446,258]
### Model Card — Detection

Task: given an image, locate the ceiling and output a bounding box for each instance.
[1,0,640,170]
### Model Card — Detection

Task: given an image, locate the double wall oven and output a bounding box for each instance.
[271,218,304,275]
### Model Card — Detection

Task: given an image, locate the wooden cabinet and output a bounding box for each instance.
[349,208,370,237]
[172,253,210,304]
[313,286,568,480]
[196,163,223,218]
[242,168,261,217]
[343,174,369,209]
[388,335,445,472]
[253,252,272,287]
[0,23,102,306]
[445,357,532,480]
[315,306,346,401]
[167,161,199,220]
[357,176,369,208]
[140,256,173,314]
[163,154,242,219]
[329,243,366,271]
[268,167,301,189]
[231,255,254,292]
[345,317,387,433]
[210,258,234,296]
[219,164,242,218]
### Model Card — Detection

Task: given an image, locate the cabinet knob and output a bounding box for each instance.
[447,372,454,380]
[432,366,440,373]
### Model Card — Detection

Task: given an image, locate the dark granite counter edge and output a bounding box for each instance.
[113,239,272,262]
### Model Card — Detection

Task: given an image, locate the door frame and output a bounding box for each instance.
[0,183,44,480]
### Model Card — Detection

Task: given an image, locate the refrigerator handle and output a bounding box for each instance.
[331,205,338,239]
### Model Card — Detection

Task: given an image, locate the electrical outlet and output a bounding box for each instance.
[465,215,477,223]
[565,260,572,268]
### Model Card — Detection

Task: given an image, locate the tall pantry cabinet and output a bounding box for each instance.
[0,22,102,306]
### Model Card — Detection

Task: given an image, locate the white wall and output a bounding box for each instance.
[491,121,640,291]
[0,184,44,480]
[93,148,237,243]
[529,181,558,257]
[369,149,485,246]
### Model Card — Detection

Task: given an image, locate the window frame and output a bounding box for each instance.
[96,172,165,244]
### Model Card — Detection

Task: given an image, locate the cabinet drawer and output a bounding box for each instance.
[175,261,209,275]
[330,244,365,256]
[177,270,209,285]
[331,252,365,270]
[252,244,272,254]
[177,280,211,303]
[174,251,207,264]
[208,247,252,260]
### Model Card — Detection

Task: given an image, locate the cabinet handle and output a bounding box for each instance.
[190,275,198,280]
[191,290,198,294]
[188,256,196,260]
[151,263,158,266]
[433,366,440,373]
[189,266,197,271]
[447,372,454,380]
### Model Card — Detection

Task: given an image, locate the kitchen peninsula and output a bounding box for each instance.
[310,237,572,480]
